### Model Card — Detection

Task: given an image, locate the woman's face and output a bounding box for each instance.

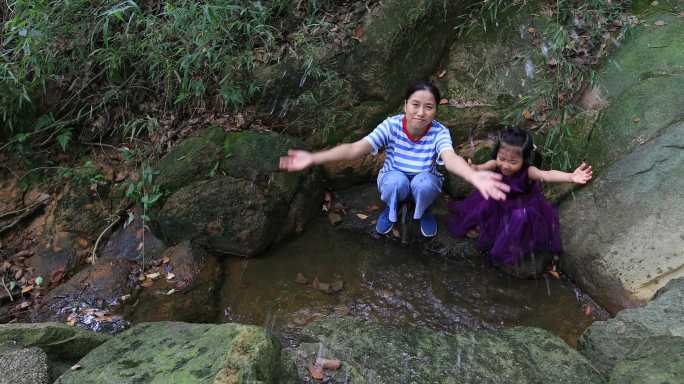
[404,90,437,132]
[496,144,524,176]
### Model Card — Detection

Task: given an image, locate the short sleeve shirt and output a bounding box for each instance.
[364,114,454,179]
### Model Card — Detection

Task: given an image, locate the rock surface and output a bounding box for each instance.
[288,316,604,383]
[55,322,294,384]
[0,346,49,384]
[579,277,684,376]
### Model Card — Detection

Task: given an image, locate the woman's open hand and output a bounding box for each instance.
[470,170,510,200]
[279,149,314,172]
[571,162,593,184]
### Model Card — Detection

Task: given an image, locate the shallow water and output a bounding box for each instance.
[216,217,597,347]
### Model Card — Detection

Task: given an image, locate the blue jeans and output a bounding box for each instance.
[378,171,442,223]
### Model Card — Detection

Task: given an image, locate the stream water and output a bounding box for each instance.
[125,215,601,348]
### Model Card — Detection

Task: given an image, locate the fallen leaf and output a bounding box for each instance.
[315,358,341,370]
[391,228,400,238]
[309,364,325,380]
[654,20,666,26]
[166,273,176,280]
[21,285,33,294]
[437,69,447,78]
[165,289,176,295]
[136,242,143,251]
[146,272,160,280]
[522,109,533,120]
[14,269,23,280]
[355,213,368,220]
[527,26,536,33]
[633,116,641,123]
[70,364,82,371]
[334,305,350,316]
[77,238,89,248]
[162,256,170,264]
[141,279,154,288]
[312,277,320,290]
[584,305,593,316]
[67,318,77,326]
[439,98,449,105]
[548,270,560,279]
[120,294,131,302]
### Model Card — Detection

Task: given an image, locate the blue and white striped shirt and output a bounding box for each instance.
[364,114,454,179]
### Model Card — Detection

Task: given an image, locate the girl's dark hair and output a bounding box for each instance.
[405,81,441,105]
[491,126,534,165]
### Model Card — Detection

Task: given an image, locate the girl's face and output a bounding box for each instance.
[404,90,436,132]
[496,144,524,176]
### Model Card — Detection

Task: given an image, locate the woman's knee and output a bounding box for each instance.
[410,172,440,194]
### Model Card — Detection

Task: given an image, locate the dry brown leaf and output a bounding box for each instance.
[355,213,368,220]
[165,289,176,295]
[439,98,449,105]
[21,285,33,294]
[146,272,160,280]
[166,273,176,280]
[548,270,560,279]
[316,358,341,370]
[527,26,536,33]
[391,228,400,238]
[162,256,170,264]
[77,238,89,248]
[141,279,154,288]
[437,69,447,78]
[51,268,65,285]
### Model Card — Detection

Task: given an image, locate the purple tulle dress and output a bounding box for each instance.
[446,165,562,265]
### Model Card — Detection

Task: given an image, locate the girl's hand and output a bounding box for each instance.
[279,149,314,172]
[471,170,510,200]
[571,162,593,184]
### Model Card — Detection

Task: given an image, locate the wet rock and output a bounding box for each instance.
[31,260,134,328]
[0,322,110,380]
[287,316,604,383]
[579,277,684,375]
[123,243,221,324]
[321,152,384,190]
[100,214,165,263]
[54,322,295,383]
[0,346,49,384]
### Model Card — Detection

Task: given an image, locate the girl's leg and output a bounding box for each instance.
[378,171,410,222]
[410,172,441,219]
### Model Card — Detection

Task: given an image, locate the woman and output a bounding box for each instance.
[279,81,509,237]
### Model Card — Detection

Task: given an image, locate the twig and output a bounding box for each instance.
[1,277,14,302]
[90,215,121,264]
[0,196,51,233]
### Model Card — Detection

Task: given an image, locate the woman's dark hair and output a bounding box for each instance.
[404,81,441,105]
[491,126,534,165]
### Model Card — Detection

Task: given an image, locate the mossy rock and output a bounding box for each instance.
[288,316,604,383]
[608,335,684,384]
[55,322,292,383]
[155,125,227,194]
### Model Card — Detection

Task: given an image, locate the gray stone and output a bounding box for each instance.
[608,335,684,384]
[0,346,49,384]
[579,278,684,375]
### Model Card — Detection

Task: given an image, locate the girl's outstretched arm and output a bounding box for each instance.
[441,150,510,200]
[279,139,374,172]
[528,162,593,184]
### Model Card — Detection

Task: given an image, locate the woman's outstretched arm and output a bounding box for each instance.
[441,149,510,200]
[279,139,374,172]
[528,162,593,184]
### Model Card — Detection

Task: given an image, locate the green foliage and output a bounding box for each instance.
[0,0,298,148]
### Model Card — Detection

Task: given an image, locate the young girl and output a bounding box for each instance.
[280,81,509,237]
[446,126,592,266]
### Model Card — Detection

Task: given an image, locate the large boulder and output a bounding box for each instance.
[559,12,684,312]
[287,316,603,383]
[560,121,684,312]
[157,129,320,257]
[55,322,294,383]
[0,346,49,384]
[578,277,684,376]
